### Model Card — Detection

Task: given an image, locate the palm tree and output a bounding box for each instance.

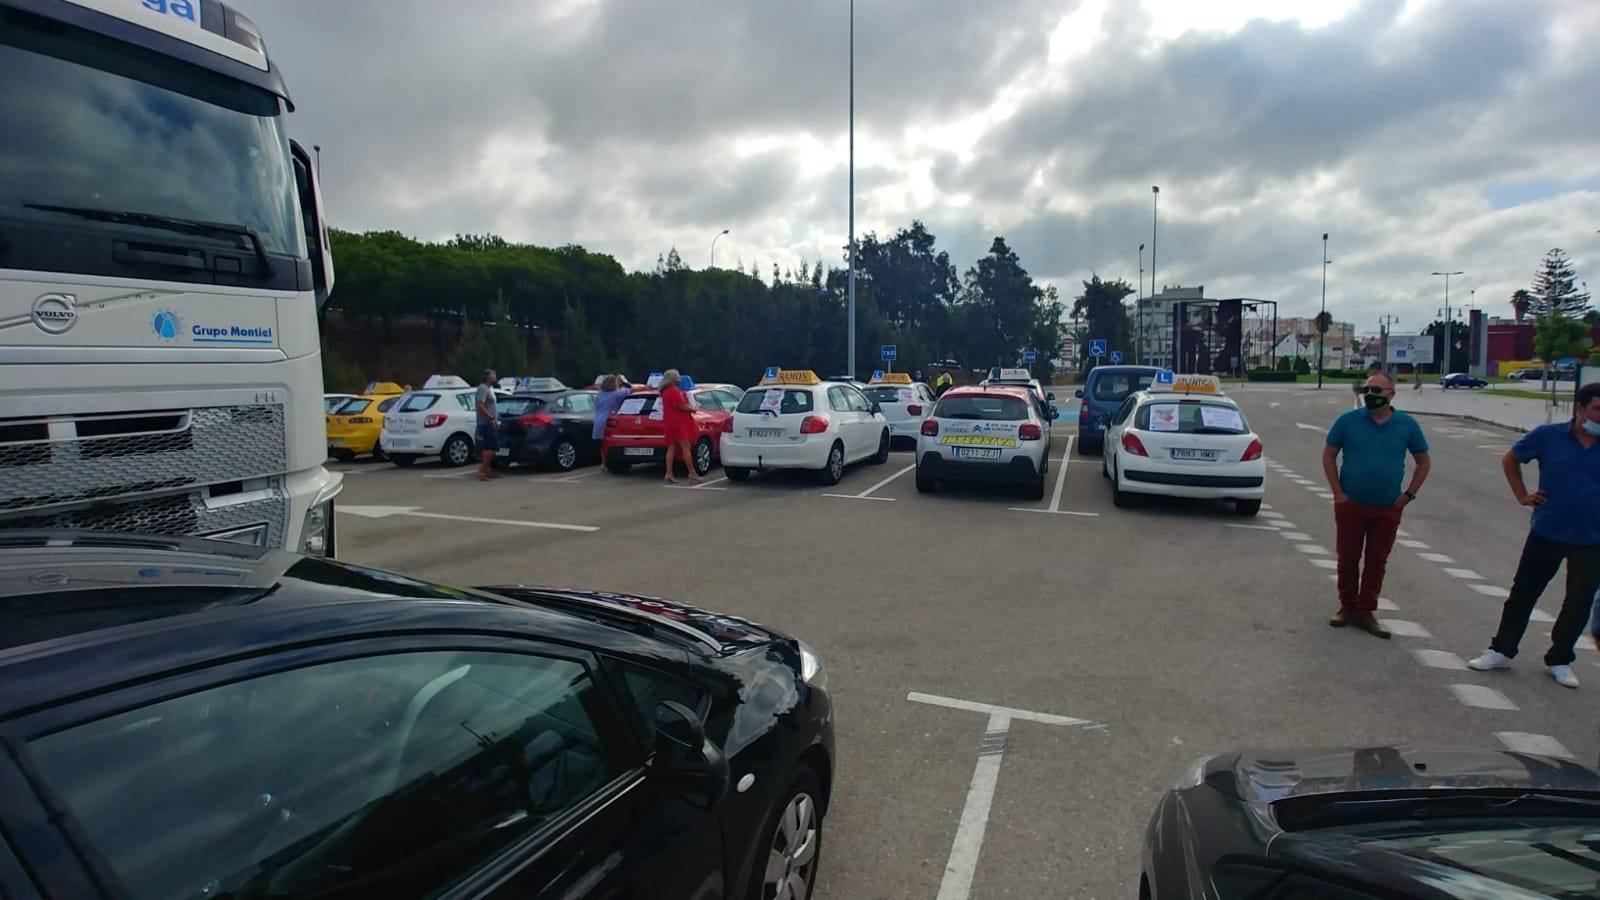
[1510,289,1531,323]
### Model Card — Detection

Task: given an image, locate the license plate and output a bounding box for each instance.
[1170,448,1219,461]
[952,447,1001,461]
[387,439,411,448]
[327,438,344,447]
[624,447,655,457]
[495,448,510,457]
[748,428,783,438]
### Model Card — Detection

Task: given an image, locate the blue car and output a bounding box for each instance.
[1075,366,1163,454]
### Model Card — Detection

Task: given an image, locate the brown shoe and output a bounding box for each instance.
[1353,614,1391,639]
[1329,609,1351,627]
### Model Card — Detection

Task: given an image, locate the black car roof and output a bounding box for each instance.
[0,532,699,720]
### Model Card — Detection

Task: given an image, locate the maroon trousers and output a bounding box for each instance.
[1334,501,1404,615]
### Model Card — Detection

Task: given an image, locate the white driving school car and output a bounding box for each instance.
[1101,374,1265,515]
[379,375,481,467]
[720,369,891,485]
[915,385,1054,499]
[861,371,936,445]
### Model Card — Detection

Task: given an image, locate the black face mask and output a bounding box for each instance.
[1363,393,1390,410]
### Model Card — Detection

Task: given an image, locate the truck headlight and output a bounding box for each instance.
[300,498,335,557]
[797,641,826,689]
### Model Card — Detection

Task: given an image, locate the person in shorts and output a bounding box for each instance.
[475,368,500,481]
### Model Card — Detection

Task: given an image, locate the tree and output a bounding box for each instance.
[1276,355,1292,372]
[1071,275,1134,371]
[1510,289,1532,323]
[1314,311,1333,335]
[1293,357,1311,375]
[557,303,614,383]
[447,323,492,379]
[954,237,1049,370]
[1533,311,1589,392]
[1529,248,1590,317]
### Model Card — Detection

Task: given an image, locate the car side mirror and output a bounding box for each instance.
[1073,389,1084,399]
[1047,392,1056,401]
[650,701,729,809]
[1049,407,1061,421]
[871,401,883,415]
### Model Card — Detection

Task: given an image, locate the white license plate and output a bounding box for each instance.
[952,447,1001,461]
[327,438,344,447]
[748,428,783,438]
[624,447,656,457]
[1170,448,1220,461]
[495,448,510,457]
[387,439,411,448]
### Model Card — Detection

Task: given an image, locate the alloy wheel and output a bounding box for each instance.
[763,793,818,900]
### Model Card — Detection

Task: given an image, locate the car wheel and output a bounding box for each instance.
[372,444,387,462]
[1235,499,1262,517]
[554,439,579,472]
[692,437,714,476]
[1081,437,1102,457]
[746,767,824,900]
[1101,454,1110,480]
[1026,468,1047,501]
[1111,459,1132,508]
[725,465,751,482]
[331,448,355,462]
[814,442,844,486]
[605,457,632,475]
[442,433,474,467]
[870,430,890,464]
[389,454,417,467]
[915,472,935,493]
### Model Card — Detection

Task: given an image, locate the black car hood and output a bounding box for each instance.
[1206,746,1600,804]
[484,586,783,653]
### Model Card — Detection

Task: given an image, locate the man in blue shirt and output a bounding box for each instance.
[1322,371,1432,638]
[1468,383,1600,688]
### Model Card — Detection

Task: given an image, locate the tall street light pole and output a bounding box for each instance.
[1430,270,1463,379]
[710,228,729,269]
[846,0,857,380]
[313,144,321,173]
[1317,233,1329,390]
[1378,314,1400,378]
[1151,186,1160,366]
[1137,242,1145,364]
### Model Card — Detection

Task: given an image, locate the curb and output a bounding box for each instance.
[1406,409,1532,434]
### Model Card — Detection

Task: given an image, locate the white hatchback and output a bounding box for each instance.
[860,376,937,445]
[720,370,891,485]
[914,385,1054,499]
[1101,376,1265,515]
[380,379,482,467]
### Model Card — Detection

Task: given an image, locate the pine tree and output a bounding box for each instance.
[1530,248,1590,316]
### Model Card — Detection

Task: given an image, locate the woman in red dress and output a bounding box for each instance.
[658,369,702,484]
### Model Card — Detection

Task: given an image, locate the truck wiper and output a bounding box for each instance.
[24,203,274,276]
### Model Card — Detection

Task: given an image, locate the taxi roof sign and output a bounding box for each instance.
[869,372,913,384]
[516,376,568,392]
[1149,373,1223,395]
[422,374,470,389]
[993,367,1032,381]
[758,368,821,386]
[363,381,405,396]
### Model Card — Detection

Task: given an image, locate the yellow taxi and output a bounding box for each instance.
[326,381,406,461]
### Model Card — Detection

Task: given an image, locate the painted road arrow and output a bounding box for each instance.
[338,505,598,533]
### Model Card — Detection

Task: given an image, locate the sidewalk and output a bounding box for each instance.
[1400,385,1572,433]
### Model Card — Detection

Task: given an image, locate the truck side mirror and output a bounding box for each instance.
[290,140,335,307]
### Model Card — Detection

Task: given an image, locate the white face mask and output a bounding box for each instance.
[1582,419,1600,438]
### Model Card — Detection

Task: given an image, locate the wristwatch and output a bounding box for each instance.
[1403,490,1418,501]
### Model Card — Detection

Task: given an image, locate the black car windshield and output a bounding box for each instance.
[935,395,1029,421]
[0,16,305,268]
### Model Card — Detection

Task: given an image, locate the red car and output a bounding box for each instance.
[602,385,741,476]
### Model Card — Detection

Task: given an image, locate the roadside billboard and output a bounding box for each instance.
[1385,334,1434,366]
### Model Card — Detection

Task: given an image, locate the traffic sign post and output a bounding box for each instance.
[1110,350,1123,364]
[1088,339,1107,359]
[1023,350,1037,365]
[881,344,897,373]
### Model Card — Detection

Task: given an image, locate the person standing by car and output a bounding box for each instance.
[1322,371,1432,639]
[659,369,702,485]
[475,367,500,482]
[1467,383,1600,688]
[592,374,632,443]
[934,371,954,397]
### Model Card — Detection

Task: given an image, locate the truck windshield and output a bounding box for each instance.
[0,16,305,273]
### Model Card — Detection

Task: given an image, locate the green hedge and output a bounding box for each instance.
[1247,369,1298,382]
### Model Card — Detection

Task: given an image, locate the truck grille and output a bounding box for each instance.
[6,489,288,548]
[0,406,287,514]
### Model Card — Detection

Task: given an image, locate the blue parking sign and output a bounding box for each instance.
[1110,350,1123,364]
[1088,339,1107,358]
[1023,350,1037,364]
[881,344,897,361]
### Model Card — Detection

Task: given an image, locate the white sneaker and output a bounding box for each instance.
[1467,649,1513,671]
[1547,665,1580,689]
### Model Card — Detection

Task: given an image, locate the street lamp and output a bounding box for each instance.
[710,229,729,269]
[1137,242,1145,365]
[846,0,857,380]
[1430,270,1463,379]
[1317,233,1329,390]
[1151,186,1161,366]
[313,144,322,172]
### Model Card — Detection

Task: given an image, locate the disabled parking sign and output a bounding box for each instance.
[1088,339,1106,358]
[1110,350,1123,364]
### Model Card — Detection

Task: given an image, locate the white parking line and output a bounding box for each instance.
[1530,608,1555,623]
[1444,568,1484,580]
[422,469,479,479]
[1496,732,1574,759]
[1469,584,1510,598]
[1449,684,1518,711]
[1383,619,1432,639]
[1225,523,1279,531]
[1417,552,1456,564]
[1295,544,1330,555]
[823,463,915,501]
[692,475,729,489]
[557,468,602,482]
[337,505,598,532]
[1311,558,1339,569]
[1259,511,1285,519]
[1280,531,1312,541]
[1010,437,1098,517]
[1396,539,1430,549]
[1267,520,1297,529]
[1396,528,1412,537]
[1414,649,1466,670]
[1260,503,1275,510]
[1377,597,1399,611]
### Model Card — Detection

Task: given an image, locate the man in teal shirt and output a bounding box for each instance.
[1321,371,1432,638]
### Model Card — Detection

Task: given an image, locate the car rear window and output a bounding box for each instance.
[618,394,659,415]
[1135,401,1248,434]
[935,395,1029,421]
[397,393,439,412]
[337,399,371,415]
[736,389,815,415]
[862,387,906,403]
[1091,372,1157,402]
[498,396,548,416]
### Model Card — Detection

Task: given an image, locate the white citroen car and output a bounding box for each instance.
[1101,375,1265,515]
[720,370,891,485]
[914,385,1054,499]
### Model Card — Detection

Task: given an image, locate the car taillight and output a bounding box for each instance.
[720,418,734,433]
[423,414,447,428]
[518,413,552,427]
[1241,438,1263,462]
[1079,403,1091,423]
[800,415,829,435]
[1121,431,1148,457]
[921,419,939,437]
[907,404,923,416]
[349,417,373,425]
[1018,423,1042,441]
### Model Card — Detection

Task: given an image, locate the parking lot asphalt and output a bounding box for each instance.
[330,387,1588,900]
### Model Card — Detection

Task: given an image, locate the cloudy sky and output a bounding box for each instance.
[249,0,1599,333]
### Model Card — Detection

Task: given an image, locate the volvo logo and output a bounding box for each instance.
[31,293,77,334]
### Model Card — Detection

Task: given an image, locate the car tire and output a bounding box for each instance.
[870,430,890,464]
[553,439,579,472]
[814,442,845,486]
[692,437,714,476]
[372,445,387,462]
[442,433,474,467]
[1101,454,1110,480]
[725,465,751,482]
[332,449,355,462]
[1111,459,1133,508]
[1235,499,1262,517]
[605,457,632,475]
[389,454,417,467]
[1027,468,1047,501]
[744,767,824,900]
[1081,437,1103,457]
[915,472,935,493]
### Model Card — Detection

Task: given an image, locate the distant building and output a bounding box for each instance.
[1137,285,1204,369]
